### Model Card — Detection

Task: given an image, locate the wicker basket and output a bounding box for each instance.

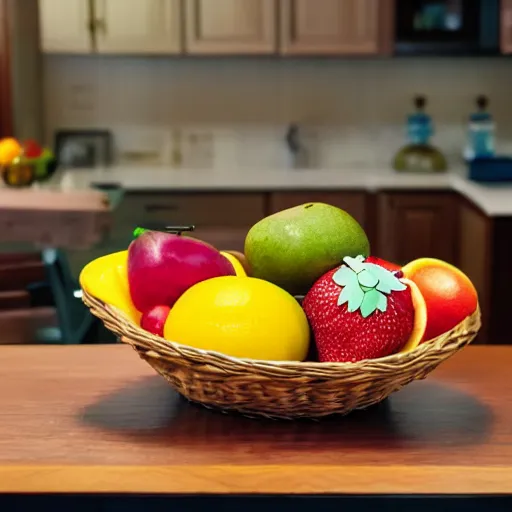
[83,289,481,420]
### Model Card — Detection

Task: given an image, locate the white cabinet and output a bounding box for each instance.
[39,0,92,53]
[39,0,182,54]
[95,0,182,54]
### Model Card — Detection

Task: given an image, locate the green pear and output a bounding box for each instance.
[244,202,370,295]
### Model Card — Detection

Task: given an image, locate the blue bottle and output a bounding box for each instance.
[393,95,447,173]
[464,95,495,161]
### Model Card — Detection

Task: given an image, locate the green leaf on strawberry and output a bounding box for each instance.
[331,255,407,318]
[338,282,364,311]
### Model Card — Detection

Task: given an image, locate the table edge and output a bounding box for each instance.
[1,464,511,495]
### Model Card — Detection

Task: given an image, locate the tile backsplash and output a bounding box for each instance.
[43,55,512,169]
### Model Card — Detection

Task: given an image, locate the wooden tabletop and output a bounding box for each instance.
[0,344,511,496]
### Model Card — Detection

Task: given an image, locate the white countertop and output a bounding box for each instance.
[52,165,512,217]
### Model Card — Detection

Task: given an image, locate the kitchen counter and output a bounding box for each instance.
[0,344,511,496]
[54,165,512,217]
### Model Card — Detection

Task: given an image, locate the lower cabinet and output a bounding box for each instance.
[457,197,492,344]
[376,191,458,267]
[66,191,267,277]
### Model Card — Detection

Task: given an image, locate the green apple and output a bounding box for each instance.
[244,202,370,295]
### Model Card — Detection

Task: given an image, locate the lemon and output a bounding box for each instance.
[79,250,142,324]
[220,251,247,277]
[0,138,22,165]
[164,276,310,361]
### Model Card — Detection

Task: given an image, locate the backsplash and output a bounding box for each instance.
[43,55,512,169]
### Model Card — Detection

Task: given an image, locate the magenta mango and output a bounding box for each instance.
[128,231,235,312]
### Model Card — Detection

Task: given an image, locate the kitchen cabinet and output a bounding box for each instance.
[269,191,367,228]
[501,0,512,53]
[279,0,394,55]
[376,192,457,267]
[457,197,492,344]
[95,0,182,54]
[66,192,266,277]
[39,0,92,53]
[184,0,277,55]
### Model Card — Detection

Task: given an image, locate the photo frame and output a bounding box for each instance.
[54,129,113,169]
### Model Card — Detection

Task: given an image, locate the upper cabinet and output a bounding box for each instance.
[502,0,512,54]
[279,0,394,55]
[39,0,92,53]
[94,0,182,54]
[184,0,277,54]
[39,0,182,55]
[39,0,395,56]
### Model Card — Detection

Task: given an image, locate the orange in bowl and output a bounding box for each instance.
[402,258,478,342]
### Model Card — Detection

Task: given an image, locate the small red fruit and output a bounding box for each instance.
[303,256,426,363]
[22,139,43,158]
[141,305,171,337]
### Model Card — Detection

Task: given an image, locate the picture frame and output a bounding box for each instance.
[54,129,113,169]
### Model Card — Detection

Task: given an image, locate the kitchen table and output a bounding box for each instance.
[0,344,511,511]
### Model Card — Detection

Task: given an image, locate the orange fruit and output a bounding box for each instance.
[0,138,22,165]
[398,278,427,353]
[402,258,478,342]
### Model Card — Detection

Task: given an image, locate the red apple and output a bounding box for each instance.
[141,305,170,337]
[128,231,235,312]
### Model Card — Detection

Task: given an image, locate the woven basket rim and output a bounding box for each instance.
[82,288,481,371]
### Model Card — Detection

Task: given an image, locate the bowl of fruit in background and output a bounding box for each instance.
[0,137,58,188]
[80,203,481,420]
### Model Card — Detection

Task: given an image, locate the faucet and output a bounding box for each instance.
[285,123,310,169]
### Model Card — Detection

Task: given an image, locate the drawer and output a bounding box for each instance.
[114,192,266,233]
[269,192,367,227]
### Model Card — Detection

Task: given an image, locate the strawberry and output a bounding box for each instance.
[365,255,401,272]
[302,256,415,363]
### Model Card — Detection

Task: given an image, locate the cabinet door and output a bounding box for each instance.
[280,0,393,55]
[185,0,277,54]
[39,0,92,53]
[457,198,491,344]
[502,0,512,54]
[376,192,457,267]
[95,0,182,54]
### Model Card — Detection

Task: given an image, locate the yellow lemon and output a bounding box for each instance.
[79,250,141,324]
[164,276,310,361]
[220,251,247,277]
[0,137,22,165]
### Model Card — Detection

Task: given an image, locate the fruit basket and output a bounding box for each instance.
[83,289,480,419]
[80,205,481,419]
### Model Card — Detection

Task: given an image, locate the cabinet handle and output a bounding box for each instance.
[144,204,179,213]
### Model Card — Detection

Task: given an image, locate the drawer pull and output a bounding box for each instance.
[145,204,178,213]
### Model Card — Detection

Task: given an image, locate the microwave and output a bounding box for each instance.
[394,0,501,55]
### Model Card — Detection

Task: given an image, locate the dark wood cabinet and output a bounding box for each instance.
[376,191,458,267]
[457,197,492,344]
[0,0,12,138]
[502,0,512,53]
